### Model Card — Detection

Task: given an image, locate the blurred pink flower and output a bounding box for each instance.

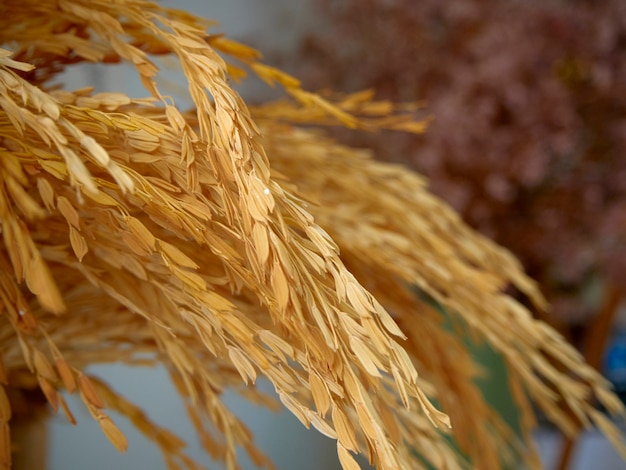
[284,0,626,325]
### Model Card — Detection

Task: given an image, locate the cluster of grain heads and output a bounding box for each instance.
[0,1,623,469]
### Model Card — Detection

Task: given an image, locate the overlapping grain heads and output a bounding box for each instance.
[0,1,623,469]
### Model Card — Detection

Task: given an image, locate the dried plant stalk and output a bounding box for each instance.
[0,1,624,470]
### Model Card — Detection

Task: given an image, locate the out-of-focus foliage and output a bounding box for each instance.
[289,0,626,325]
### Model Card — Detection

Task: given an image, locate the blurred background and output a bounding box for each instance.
[47,0,626,468]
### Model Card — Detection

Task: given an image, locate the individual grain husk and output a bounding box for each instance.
[0,1,624,469]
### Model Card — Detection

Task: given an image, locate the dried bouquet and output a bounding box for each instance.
[0,1,624,469]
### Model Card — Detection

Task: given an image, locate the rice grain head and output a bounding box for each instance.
[0,1,624,470]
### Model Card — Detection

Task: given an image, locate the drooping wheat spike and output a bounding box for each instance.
[0,1,624,470]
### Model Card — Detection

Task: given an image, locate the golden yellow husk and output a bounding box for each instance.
[0,1,624,469]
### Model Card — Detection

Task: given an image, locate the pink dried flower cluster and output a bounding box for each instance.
[287,0,626,324]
